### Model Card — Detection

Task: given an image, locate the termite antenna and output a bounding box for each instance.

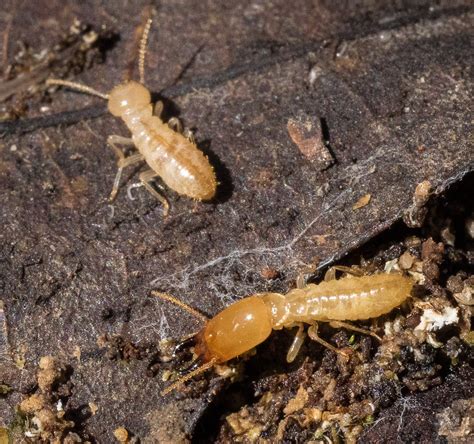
[46,79,109,100]
[151,291,208,323]
[138,18,153,84]
[161,358,217,396]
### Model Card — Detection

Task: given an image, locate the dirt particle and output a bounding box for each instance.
[399,251,415,270]
[260,266,280,280]
[113,427,129,443]
[404,180,432,228]
[437,398,474,443]
[20,393,46,413]
[38,356,64,392]
[89,402,99,415]
[421,238,445,284]
[287,114,334,169]
[283,385,309,415]
[101,335,144,361]
[353,193,371,210]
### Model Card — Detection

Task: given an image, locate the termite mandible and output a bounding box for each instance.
[154,269,414,395]
[46,19,217,215]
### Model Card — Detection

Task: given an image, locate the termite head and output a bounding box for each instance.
[108,81,151,117]
[194,296,273,364]
[152,292,273,395]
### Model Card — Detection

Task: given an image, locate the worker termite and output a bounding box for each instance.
[46,19,217,215]
[153,269,414,395]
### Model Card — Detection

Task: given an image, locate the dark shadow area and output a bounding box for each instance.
[150,94,182,122]
[320,116,338,167]
[197,139,234,204]
[93,29,121,62]
[64,403,95,443]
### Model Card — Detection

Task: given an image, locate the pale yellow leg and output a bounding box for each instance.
[295,264,317,289]
[183,128,196,143]
[153,100,164,117]
[286,323,306,363]
[138,170,170,216]
[107,135,144,202]
[327,320,382,342]
[167,117,183,133]
[308,322,349,357]
[108,134,135,152]
[324,265,364,282]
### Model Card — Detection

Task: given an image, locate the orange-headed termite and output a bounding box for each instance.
[154,270,414,395]
[46,19,217,215]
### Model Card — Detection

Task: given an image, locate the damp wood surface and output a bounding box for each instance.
[0,0,473,442]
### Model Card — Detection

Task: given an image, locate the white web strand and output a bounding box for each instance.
[149,129,391,302]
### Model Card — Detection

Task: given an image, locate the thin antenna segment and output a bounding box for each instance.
[139,18,153,84]
[46,79,109,100]
[151,291,208,323]
[161,358,217,395]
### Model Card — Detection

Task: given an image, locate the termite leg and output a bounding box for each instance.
[168,117,183,133]
[139,170,170,216]
[286,323,306,363]
[107,135,135,156]
[183,128,196,144]
[308,322,349,357]
[296,264,317,289]
[153,100,164,117]
[324,265,364,282]
[107,135,143,202]
[327,320,382,342]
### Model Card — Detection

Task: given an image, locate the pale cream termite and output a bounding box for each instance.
[153,271,414,395]
[46,19,216,215]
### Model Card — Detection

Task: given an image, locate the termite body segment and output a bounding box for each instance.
[197,274,413,363]
[108,82,216,201]
[46,19,216,214]
[157,273,413,394]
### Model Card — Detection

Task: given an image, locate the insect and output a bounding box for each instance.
[46,19,217,215]
[154,269,414,395]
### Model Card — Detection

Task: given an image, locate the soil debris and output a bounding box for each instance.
[437,398,474,443]
[0,19,117,119]
[352,193,371,210]
[13,356,89,443]
[113,426,129,443]
[287,113,335,170]
[403,180,432,228]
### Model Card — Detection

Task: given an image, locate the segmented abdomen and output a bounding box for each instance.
[262,274,413,328]
[125,112,216,200]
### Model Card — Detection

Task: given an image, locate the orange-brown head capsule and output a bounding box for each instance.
[108,81,151,117]
[195,296,273,363]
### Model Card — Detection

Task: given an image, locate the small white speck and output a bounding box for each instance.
[415,307,459,331]
[379,31,391,42]
[10,145,17,152]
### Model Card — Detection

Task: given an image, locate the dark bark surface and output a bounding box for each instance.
[0,1,472,442]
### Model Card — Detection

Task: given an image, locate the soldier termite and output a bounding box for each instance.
[46,19,217,216]
[153,269,414,395]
